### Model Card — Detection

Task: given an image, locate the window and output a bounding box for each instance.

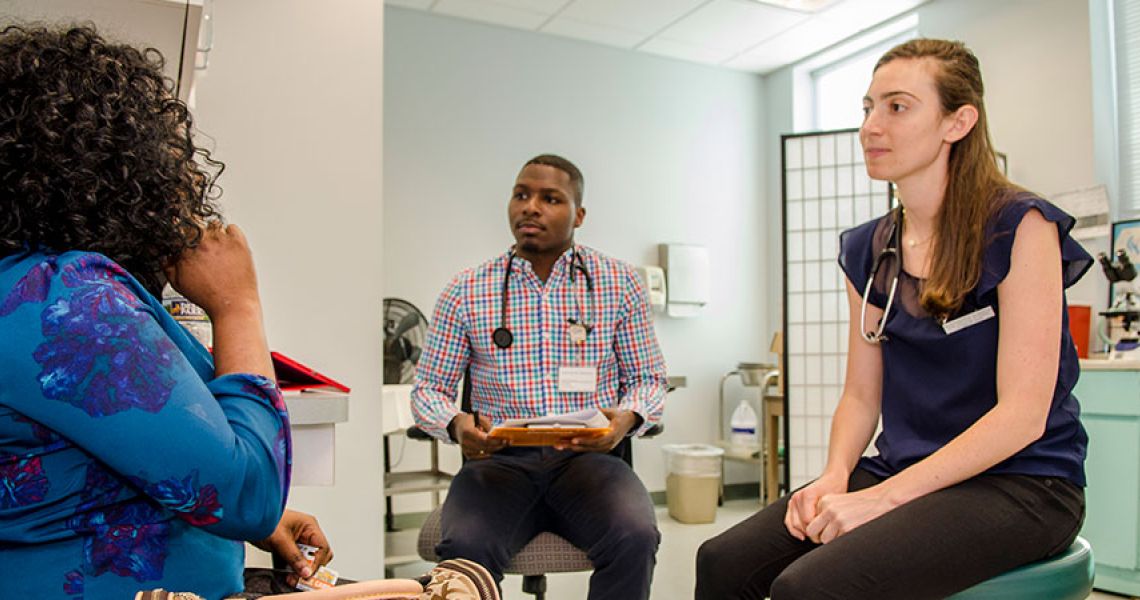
[811,35,911,131]
[792,14,917,133]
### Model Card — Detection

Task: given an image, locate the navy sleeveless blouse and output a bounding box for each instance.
[838,194,1093,486]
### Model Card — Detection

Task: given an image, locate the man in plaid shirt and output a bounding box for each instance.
[411,154,667,600]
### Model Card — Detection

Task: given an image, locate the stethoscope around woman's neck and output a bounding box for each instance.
[860,208,904,344]
[491,247,595,350]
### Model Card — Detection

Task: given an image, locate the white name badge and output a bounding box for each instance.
[558,366,598,393]
[942,305,996,335]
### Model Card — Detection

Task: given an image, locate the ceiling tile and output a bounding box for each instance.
[638,37,732,66]
[817,0,926,33]
[752,0,841,12]
[541,17,648,48]
[390,0,930,75]
[558,0,710,35]
[490,0,572,15]
[385,0,435,9]
[724,13,851,72]
[432,0,550,30]
[656,0,809,54]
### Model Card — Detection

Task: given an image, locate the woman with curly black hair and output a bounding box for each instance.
[0,25,329,599]
[0,24,223,294]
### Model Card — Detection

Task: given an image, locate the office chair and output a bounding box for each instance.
[410,369,663,600]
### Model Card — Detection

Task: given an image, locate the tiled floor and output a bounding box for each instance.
[387,499,1131,599]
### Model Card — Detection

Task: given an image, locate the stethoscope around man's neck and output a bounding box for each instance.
[492,246,595,350]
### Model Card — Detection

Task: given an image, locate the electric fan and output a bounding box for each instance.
[383,298,428,384]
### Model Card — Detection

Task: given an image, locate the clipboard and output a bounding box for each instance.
[271,351,351,393]
[487,426,611,447]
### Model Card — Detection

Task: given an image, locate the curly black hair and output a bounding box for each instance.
[0,24,223,293]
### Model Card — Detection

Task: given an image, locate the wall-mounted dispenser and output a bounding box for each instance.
[659,243,709,317]
[636,265,667,311]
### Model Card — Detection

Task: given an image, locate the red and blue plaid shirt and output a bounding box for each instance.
[411,245,666,441]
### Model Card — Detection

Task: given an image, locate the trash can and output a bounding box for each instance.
[662,444,724,524]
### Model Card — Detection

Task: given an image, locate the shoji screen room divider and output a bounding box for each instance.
[781,129,890,491]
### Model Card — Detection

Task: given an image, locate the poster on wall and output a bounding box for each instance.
[1109,218,1140,306]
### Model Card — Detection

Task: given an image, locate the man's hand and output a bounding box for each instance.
[450,413,507,460]
[251,509,333,579]
[555,408,641,453]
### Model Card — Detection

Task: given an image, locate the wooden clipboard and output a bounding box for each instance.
[487,427,611,447]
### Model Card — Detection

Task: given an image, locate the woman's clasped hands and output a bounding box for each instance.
[785,471,901,545]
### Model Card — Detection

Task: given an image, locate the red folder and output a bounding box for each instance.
[271,351,350,393]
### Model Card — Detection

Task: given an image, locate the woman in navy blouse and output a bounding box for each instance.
[0,25,327,599]
[696,39,1091,599]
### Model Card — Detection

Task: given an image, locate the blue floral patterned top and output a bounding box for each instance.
[0,250,292,600]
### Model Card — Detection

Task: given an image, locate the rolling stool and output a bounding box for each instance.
[948,536,1094,600]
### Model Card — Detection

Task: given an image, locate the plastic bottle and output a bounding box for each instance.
[730,399,759,450]
[162,285,213,347]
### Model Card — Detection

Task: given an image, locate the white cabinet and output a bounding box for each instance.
[0,0,204,101]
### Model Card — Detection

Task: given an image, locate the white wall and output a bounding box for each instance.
[919,0,1095,200]
[384,7,771,506]
[763,69,797,367]
[193,0,385,579]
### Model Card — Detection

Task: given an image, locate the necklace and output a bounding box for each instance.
[906,236,932,248]
[900,207,933,249]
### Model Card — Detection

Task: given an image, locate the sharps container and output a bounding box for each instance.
[662,444,724,524]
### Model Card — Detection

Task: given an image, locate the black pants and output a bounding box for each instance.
[695,468,1084,600]
[437,446,660,600]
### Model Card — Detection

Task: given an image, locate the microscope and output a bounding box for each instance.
[1098,249,1140,359]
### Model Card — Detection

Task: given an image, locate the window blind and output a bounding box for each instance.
[1117,0,1140,214]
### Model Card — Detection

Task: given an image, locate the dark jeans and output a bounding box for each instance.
[437,446,660,600]
[695,468,1084,600]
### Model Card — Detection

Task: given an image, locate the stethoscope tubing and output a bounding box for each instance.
[861,211,902,344]
[493,247,594,349]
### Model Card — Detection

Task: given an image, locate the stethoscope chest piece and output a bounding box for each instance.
[492,327,514,350]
